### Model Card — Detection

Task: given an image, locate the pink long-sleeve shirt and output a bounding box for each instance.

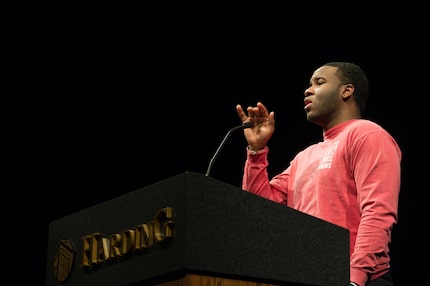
[242,119,401,286]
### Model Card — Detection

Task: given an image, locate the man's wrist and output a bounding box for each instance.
[247,146,266,154]
[349,282,360,286]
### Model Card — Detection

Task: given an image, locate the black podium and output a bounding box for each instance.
[46,172,349,286]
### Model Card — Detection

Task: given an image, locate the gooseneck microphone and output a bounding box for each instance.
[205,121,253,177]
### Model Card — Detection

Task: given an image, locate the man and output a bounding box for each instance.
[236,62,401,286]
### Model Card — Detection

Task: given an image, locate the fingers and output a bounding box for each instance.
[236,104,247,120]
[268,110,275,125]
[237,102,273,121]
[247,102,269,117]
[257,102,270,115]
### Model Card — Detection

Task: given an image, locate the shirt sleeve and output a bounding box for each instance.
[242,146,289,204]
[349,129,402,284]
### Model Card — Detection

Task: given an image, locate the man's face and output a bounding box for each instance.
[304,66,345,128]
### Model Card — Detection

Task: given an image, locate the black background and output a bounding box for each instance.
[7,1,426,285]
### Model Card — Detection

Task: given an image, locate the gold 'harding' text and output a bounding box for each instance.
[81,207,174,267]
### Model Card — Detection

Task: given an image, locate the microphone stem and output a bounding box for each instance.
[205,123,250,177]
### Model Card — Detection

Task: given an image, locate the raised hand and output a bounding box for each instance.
[236,101,275,151]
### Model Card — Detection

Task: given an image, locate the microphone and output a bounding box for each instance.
[205,121,253,177]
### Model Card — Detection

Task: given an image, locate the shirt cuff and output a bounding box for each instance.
[350,267,368,286]
[247,146,268,155]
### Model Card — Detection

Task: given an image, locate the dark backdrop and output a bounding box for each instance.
[7,1,426,285]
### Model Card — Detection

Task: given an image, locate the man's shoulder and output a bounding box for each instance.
[347,119,386,132]
[346,119,397,145]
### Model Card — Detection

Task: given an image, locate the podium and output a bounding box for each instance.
[46,172,349,286]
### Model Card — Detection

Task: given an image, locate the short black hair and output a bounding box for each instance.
[323,62,369,115]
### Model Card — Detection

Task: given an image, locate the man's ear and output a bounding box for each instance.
[342,83,354,100]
